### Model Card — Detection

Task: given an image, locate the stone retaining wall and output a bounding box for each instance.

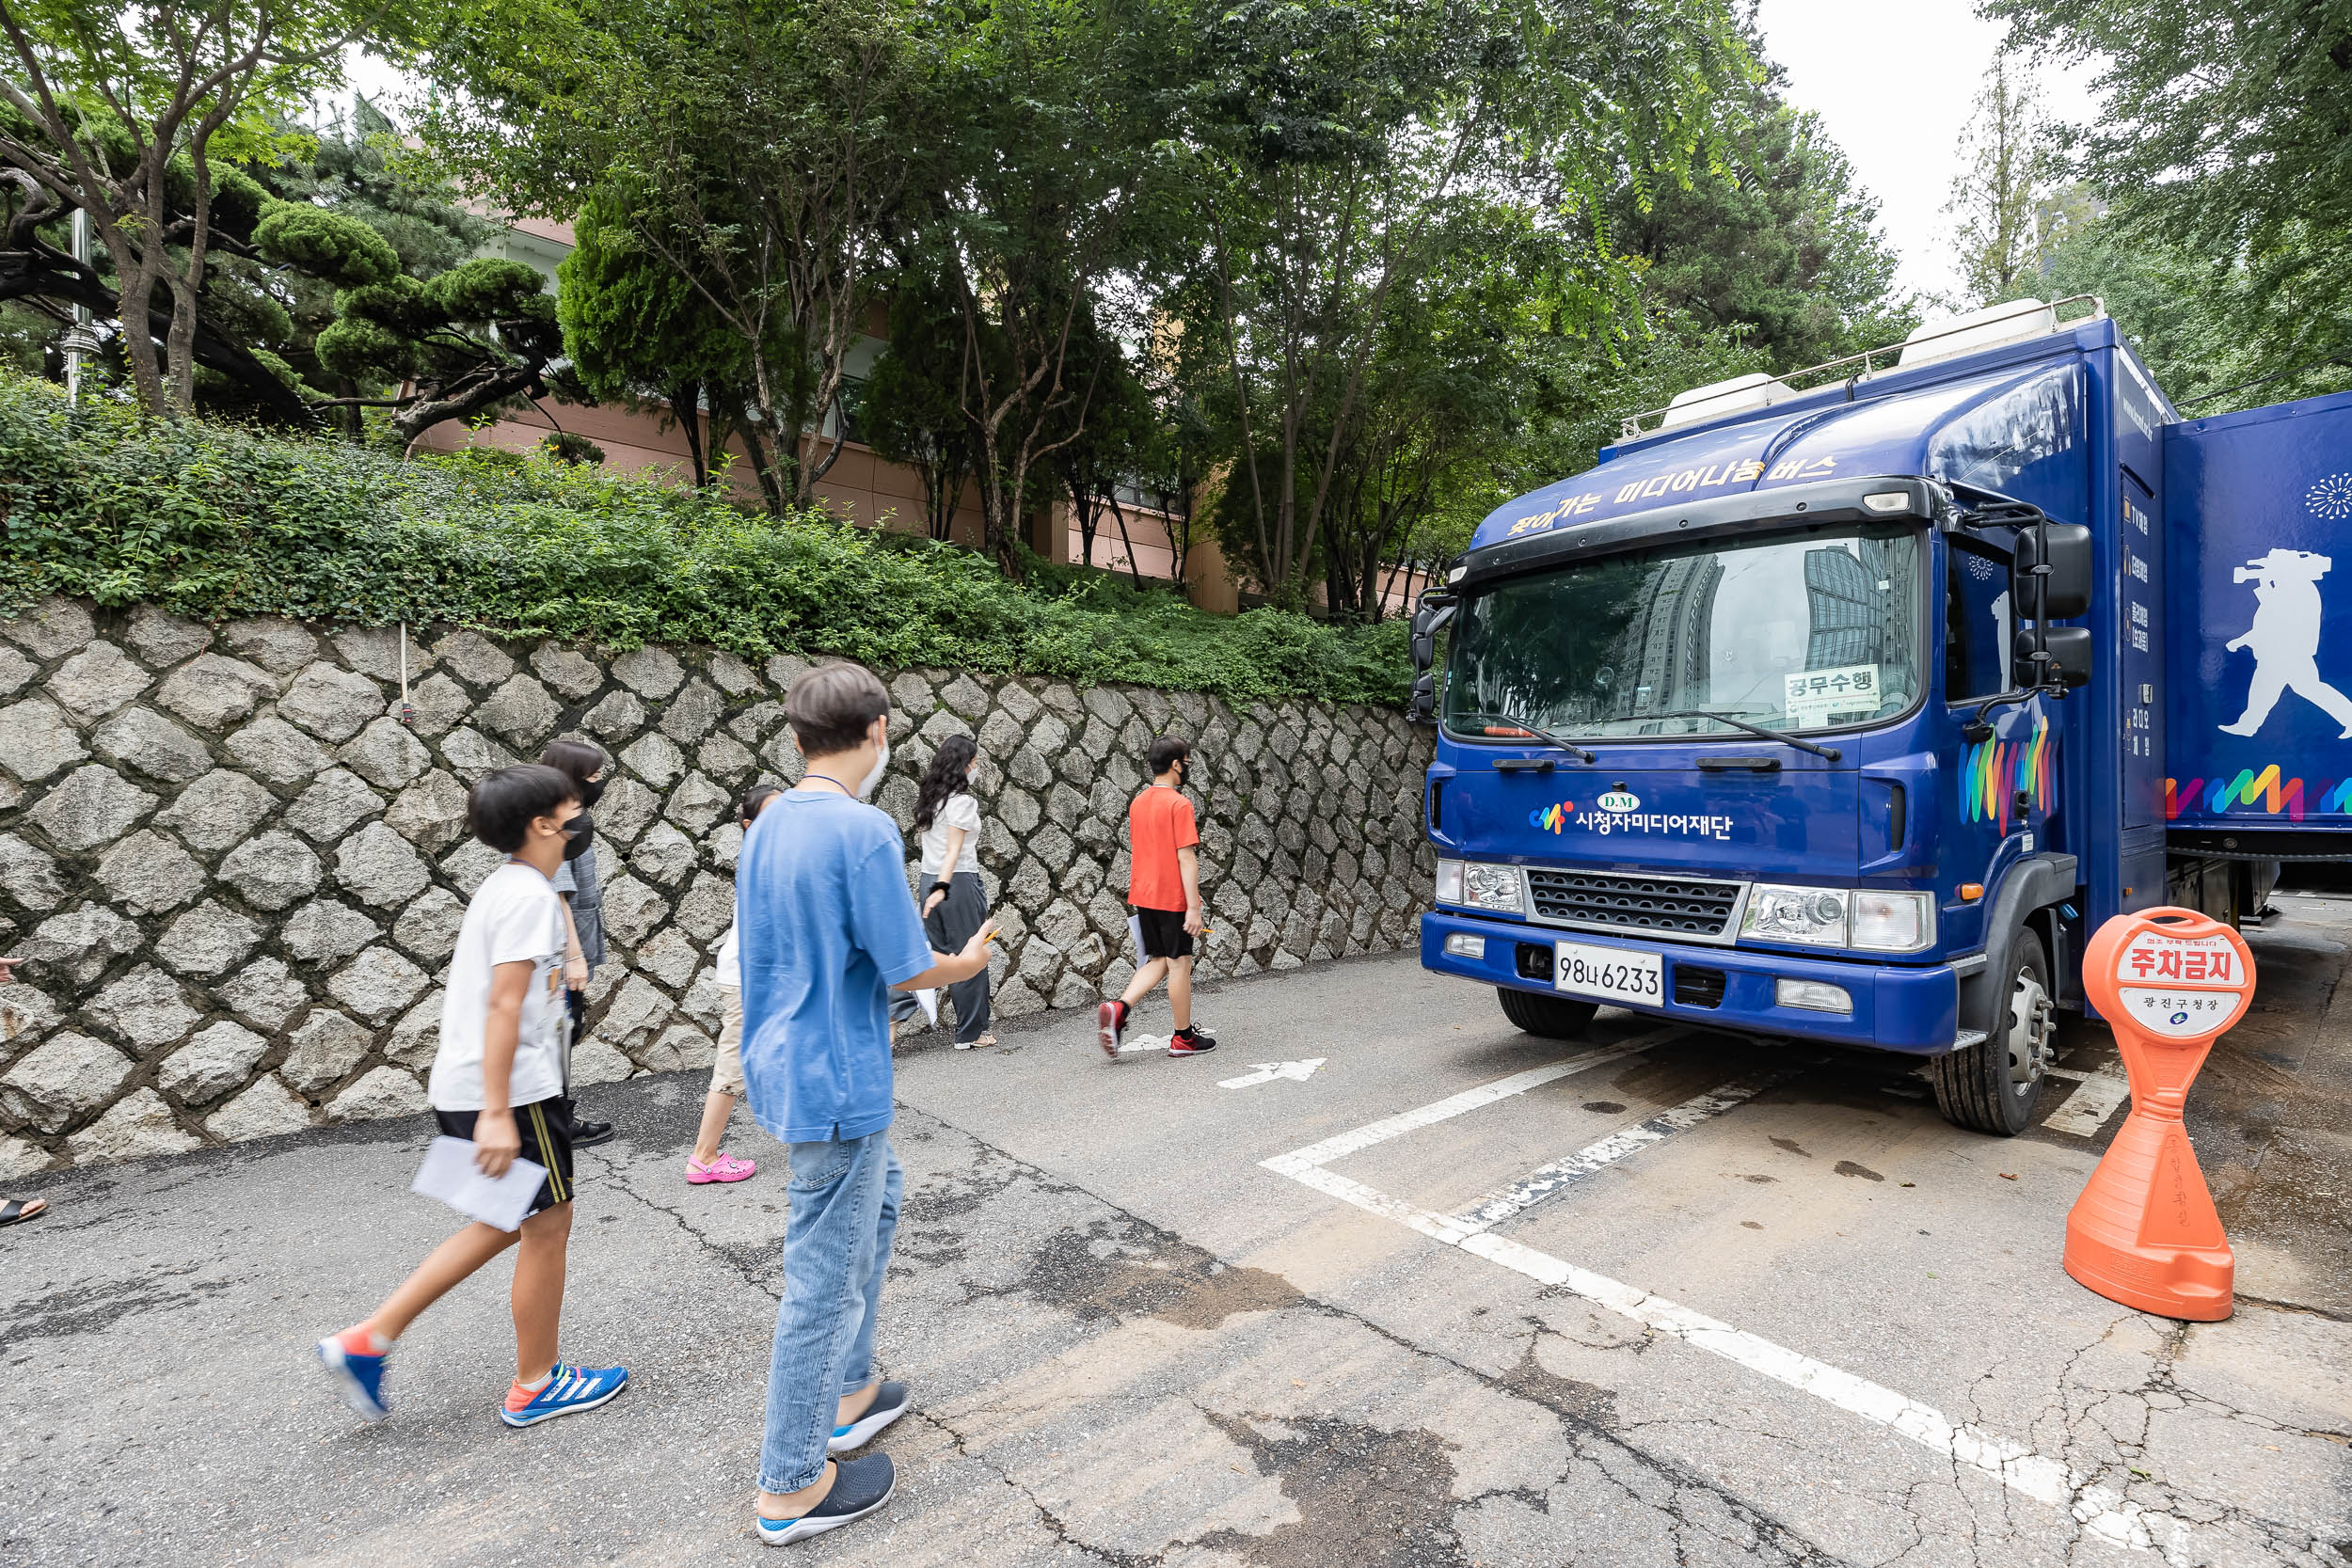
[0,597,1434,1172]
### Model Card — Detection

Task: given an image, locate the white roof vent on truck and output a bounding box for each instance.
[1896,297,2099,369]
[1654,372,1798,432]
[1616,293,2106,439]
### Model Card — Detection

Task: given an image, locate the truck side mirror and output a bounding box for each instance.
[2014,522,2094,619]
[2014,626,2093,689]
[1409,598,1454,674]
[1408,670,1438,725]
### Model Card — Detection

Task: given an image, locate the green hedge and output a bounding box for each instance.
[0,375,1409,706]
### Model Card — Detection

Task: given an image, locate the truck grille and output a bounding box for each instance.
[1525,869,1745,941]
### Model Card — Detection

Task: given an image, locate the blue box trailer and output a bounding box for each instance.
[1409,297,2352,1133]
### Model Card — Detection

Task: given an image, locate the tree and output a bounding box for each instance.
[1941,52,2085,309]
[2038,210,2338,414]
[427,0,924,513]
[308,252,571,451]
[0,0,410,416]
[859,277,977,540]
[1177,0,1752,606]
[906,0,1189,574]
[1041,325,1160,578]
[0,133,314,422]
[1988,0,2352,398]
[559,182,751,488]
[1310,203,1540,621]
[1611,74,1907,370]
[253,97,496,433]
[0,90,532,441]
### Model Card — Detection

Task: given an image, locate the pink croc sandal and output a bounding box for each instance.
[686,1152,757,1185]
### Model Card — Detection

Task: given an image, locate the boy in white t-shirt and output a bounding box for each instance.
[315,765,628,1429]
[685,781,783,1185]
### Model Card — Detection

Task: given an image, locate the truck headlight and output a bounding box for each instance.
[1436,858,1522,914]
[1741,884,1849,946]
[1461,862,1526,914]
[1851,891,1934,951]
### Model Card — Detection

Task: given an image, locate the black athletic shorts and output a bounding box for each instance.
[1135,905,1194,960]
[434,1097,575,1216]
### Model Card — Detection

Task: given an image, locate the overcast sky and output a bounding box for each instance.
[1754,0,2099,310]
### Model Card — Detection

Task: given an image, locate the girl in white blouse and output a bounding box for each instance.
[914,736,993,1048]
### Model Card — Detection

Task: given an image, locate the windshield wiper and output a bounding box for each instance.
[1644,708,1843,762]
[1455,710,1597,764]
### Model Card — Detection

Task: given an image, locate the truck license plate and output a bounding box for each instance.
[1553,942,1663,1006]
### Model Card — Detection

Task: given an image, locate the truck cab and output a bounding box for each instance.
[1412,297,2280,1134]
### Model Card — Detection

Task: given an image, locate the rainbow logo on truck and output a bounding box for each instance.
[2166,767,2352,823]
[1963,717,2053,832]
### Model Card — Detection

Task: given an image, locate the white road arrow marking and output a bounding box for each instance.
[1218,1058,1326,1089]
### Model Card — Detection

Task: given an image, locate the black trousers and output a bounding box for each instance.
[918,871,993,1043]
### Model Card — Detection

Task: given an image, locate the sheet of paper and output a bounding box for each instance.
[411,1134,546,1232]
[1782,662,1882,727]
[914,988,941,1024]
[1129,912,1147,969]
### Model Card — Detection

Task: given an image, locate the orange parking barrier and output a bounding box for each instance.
[2065,906,2253,1322]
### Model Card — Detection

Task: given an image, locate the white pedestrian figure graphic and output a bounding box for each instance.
[2219,548,2352,737]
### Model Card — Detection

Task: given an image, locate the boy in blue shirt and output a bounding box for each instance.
[738,661,993,1545]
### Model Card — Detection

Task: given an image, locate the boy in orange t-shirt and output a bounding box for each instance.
[1098,735,1217,1058]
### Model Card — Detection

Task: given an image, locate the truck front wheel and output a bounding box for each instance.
[1497,987,1598,1039]
[1930,930,2054,1136]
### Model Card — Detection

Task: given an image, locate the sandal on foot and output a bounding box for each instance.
[687,1152,757,1185]
[756,1452,896,1545]
[1,1197,45,1227]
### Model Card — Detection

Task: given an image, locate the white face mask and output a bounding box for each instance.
[856,738,889,800]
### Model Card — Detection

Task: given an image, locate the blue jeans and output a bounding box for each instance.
[758,1131,902,1494]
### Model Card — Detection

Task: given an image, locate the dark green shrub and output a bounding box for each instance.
[0,374,1408,705]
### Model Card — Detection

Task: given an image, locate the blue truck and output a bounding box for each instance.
[1409,296,2352,1132]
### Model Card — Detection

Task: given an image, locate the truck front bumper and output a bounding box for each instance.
[1420,911,1961,1055]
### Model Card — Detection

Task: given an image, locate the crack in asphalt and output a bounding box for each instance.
[593,1102,2345,1567]
[2024,1311,2344,1567]
[595,1107,1851,1566]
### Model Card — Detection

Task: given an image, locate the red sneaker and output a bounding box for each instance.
[1096,1000,1126,1058]
[1168,1024,1217,1056]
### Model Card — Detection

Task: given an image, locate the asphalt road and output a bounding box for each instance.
[7,899,2349,1567]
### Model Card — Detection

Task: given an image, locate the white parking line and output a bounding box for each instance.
[2043,1060,2132,1138]
[1261,1052,2201,1557]
[1452,1066,1804,1230]
[1261,1027,1684,1177]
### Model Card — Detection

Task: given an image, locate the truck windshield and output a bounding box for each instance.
[1443,523,1925,741]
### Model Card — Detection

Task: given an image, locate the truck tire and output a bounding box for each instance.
[1930,930,2054,1136]
[1497,986,1598,1039]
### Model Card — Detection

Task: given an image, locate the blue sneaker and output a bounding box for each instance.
[756,1452,896,1545]
[316,1334,391,1421]
[828,1381,910,1453]
[500,1362,629,1428]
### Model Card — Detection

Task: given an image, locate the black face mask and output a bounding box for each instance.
[578,777,606,809]
[563,810,596,859]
